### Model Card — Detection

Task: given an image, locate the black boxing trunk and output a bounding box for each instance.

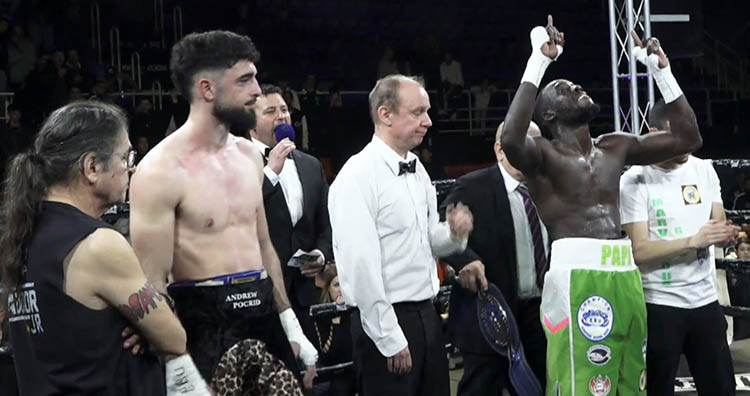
[167,269,298,381]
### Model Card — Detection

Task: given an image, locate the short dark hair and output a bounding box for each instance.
[648,98,669,131]
[170,30,260,103]
[532,90,554,140]
[260,84,283,96]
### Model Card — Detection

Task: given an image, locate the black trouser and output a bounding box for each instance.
[646,301,735,396]
[457,298,546,396]
[351,300,449,396]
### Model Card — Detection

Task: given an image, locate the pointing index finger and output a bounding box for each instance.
[547,14,554,27]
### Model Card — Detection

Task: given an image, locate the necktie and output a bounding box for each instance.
[516,183,548,288]
[398,160,416,175]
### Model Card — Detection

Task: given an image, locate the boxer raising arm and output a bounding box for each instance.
[129,30,316,388]
[500,16,702,396]
[502,18,701,241]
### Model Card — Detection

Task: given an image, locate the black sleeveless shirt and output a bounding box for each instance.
[7,201,165,395]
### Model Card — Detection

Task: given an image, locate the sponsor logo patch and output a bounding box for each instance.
[588,374,611,396]
[642,338,647,362]
[587,344,612,366]
[578,296,613,342]
[681,184,701,205]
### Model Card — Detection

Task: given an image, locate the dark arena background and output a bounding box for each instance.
[0,0,749,395]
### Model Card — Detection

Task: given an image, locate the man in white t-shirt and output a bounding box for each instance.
[620,99,739,396]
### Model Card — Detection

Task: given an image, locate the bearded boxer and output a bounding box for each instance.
[1,101,209,395]
[129,31,317,389]
[501,16,703,395]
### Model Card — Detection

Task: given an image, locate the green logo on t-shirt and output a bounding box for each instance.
[653,199,669,238]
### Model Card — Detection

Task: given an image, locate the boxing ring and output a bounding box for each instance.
[1,160,749,395]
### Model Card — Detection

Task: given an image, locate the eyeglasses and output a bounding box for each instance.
[119,149,137,168]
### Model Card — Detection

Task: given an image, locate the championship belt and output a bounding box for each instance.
[474,280,542,396]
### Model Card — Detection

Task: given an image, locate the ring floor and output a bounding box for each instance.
[448,338,750,395]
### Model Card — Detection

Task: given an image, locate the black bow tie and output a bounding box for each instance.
[398,160,416,175]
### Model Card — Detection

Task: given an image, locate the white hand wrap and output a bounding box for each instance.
[165,354,210,396]
[280,308,318,366]
[632,45,683,103]
[521,26,564,87]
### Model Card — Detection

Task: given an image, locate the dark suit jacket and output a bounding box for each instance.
[263,150,333,308]
[441,165,520,354]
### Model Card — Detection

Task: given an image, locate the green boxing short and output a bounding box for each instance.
[540,238,647,396]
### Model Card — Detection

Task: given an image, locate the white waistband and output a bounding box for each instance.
[550,237,636,272]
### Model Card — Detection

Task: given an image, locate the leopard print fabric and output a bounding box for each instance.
[211,339,303,396]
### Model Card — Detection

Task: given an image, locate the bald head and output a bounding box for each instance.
[496,120,541,143]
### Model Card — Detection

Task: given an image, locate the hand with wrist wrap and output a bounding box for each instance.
[631,32,683,103]
[521,15,565,87]
[165,354,211,395]
[279,308,318,366]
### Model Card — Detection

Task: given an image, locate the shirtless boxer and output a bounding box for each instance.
[500,16,702,395]
[129,30,317,388]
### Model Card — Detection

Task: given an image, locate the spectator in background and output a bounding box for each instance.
[133,135,150,166]
[0,16,10,92]
[312,268,356,396]
[68,85,84,102]
[88,79,109,102]
[299,74,324,154]
[470,79,497,134]
[0,103,33,159]
[6,24,35,89]
[282,89,309,151]
[737,233,750,260]
[417,145,447,180]
[49,49,69,109]
[439,52,464,117]
[377,45,400,79]
[278,79,302,111]
[130,98,161,142]
[65,49,82,72]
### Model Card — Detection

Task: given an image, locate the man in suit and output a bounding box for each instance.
[442,121,548,396]
[250,84,333,339]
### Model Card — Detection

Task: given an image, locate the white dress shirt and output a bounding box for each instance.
[252,138,304,226]
[328,135,467,357]
[498,163,549,299]
[439,60,464,86]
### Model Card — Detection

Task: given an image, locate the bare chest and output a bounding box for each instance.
[543,149,623,202]
[176,153,260,231]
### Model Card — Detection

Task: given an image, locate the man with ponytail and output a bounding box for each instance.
[0,101,210,395]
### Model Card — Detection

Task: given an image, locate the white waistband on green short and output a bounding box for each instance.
[550,237,636,272]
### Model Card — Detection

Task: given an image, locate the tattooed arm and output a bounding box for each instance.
[74,228,187,355]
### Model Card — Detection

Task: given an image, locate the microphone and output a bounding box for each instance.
[274,123,295,144]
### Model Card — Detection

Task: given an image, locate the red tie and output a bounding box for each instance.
[516,183,548,288]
